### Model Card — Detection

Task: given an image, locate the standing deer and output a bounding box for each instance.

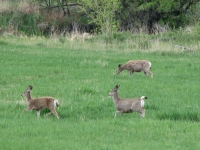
[108,85,147,117]
[116,60,153,77]
[21,85,60,119]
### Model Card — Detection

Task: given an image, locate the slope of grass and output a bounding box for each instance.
[0,35,200,149]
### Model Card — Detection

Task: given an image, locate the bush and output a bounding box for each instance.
[0,12,41,36]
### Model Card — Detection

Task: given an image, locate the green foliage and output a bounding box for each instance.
[0,11,41,35]
[82,0,120,32]
[156,0,177,12]
[15,13,41,35]
[0,0,200,36]
[119,0,200,33]
[82,0,120,42]
[0,13,13,27]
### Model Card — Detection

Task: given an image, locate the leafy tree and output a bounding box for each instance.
[118,0,199,33]
[34,0,199,35]
[81,0,120,35]
[36,0,82,17]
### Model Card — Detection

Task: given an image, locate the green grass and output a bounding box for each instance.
[0,35,200,150]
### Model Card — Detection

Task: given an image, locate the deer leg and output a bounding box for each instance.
[144,69,153,78]
[45,112,53,116]
[130,71,134,77]
[143,69,150,76]
[36,110,41,118]
[21,108,28,114]
[138,109,145,118]
[115,111,121,118]
[49,108,60,119]
[21,107,33,114]
[146,71,153,78]
[149,71,153,78]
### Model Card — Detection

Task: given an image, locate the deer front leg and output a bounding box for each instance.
[21,107,33,114]
[21,108,28,114]
[115,111,120,118]
[130,71,134,77]
[36,110,41,118]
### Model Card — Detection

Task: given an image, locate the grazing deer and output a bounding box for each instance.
[21,85,60,119]
[116,60,153,77]
[108,85,147,117]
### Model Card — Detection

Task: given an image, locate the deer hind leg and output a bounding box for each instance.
[145,70,153,78]
[49,108,60,119]
[138,109,145,118]
[149,71,153,78]
[45,112,53,117]
[144,69,153,78]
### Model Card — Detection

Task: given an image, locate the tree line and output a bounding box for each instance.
[1,0,199,35]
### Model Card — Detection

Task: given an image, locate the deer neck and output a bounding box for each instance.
[26,91,32,102]
[112,92,120,105]
[120,65,127,72]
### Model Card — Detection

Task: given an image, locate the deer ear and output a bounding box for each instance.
[115,85,120,89]
[28,85,33,90]
[118,64,122,68]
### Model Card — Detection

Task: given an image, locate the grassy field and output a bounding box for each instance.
[0,34,200,150]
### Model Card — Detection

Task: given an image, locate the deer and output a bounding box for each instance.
[116,60,153,77]
[108,85,147,118]
[21,85,60,119]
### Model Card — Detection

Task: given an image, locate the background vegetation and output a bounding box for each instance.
[0,0,200,37]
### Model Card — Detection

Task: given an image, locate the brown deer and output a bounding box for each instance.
[21,85,60,119]
[108,85,147,117]
[116,60,153,77]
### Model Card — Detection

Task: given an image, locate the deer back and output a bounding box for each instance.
[29,97,55,110]
[116,98,141,112]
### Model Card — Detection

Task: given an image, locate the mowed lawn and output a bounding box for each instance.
[0,36,200,150]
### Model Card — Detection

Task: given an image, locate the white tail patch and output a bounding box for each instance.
[54,99,59,108]
[141,96,146,99]
[141,99,145,108]
[148,61,152,68]
[140,96,147,108]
